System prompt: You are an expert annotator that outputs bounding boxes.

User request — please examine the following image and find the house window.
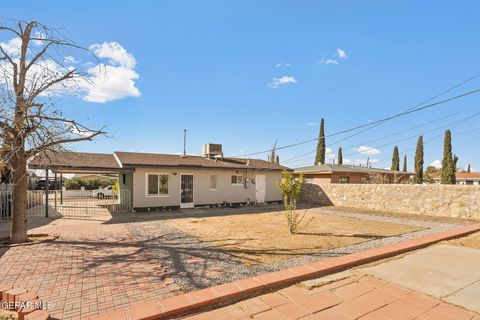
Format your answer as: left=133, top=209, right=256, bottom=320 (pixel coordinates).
left=147, top=174, right=169, bottom=195
left=339, top=176, right=349, bottom=184
left=231, top=175, right=243, bottom=186
left=122, top=174, right=126, bottom=185
left=210, top=175, right=217, bottom=190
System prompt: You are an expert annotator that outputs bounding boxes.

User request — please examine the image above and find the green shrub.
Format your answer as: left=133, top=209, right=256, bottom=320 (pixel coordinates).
left=277, top=171, right=305, bottom=234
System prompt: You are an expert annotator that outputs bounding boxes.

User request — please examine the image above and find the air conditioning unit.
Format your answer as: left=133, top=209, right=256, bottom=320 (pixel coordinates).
left=203, top=144, right=223, bottom=158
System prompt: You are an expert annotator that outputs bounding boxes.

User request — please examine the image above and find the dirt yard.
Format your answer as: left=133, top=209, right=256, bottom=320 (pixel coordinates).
left=164, top=210, right=423, bottom=265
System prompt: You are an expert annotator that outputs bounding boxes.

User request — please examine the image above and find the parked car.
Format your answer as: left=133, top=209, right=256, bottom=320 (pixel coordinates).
left=36, top=179, right=57, bottom=190
left=92, top=185, right=114, bottom=199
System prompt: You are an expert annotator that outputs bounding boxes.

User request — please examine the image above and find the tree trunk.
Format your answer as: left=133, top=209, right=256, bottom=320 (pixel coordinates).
left=10, top=150, right=28, bottom=243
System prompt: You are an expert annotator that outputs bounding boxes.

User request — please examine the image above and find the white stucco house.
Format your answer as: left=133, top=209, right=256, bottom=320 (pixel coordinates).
left=30, top=144, right=288, bottom=211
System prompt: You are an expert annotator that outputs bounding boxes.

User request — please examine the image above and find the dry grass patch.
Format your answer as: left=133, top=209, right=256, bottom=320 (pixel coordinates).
left=165, top=210, right=423, bottom=265
left=445, top=231, right=480, bottom=249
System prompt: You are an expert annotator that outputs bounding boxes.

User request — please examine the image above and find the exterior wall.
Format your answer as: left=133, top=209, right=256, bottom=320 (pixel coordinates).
left=301, top=172, right=412, bottom=184
left=331, top=172, right=365, bottom=184
left=457, top=179, right=480, bottom=186
left=304, top=174, right=332, bottom=184
left=131, top=168, right=282, bottom=209
left=299, top=183, right=480, bottom=219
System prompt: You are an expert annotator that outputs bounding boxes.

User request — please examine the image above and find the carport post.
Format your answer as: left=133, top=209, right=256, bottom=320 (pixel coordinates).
left=45, top=166, right=49, bottom=218
left=60, top=173, right=63, bottom=205
left=54, top=172, right=57, bottom=211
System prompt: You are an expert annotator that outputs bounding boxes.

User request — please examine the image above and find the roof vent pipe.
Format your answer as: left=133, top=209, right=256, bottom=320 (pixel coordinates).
left=181, top=129, right=187, bottom=158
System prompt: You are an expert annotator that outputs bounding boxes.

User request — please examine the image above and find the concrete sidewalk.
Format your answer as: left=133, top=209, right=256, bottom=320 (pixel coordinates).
left=363, top=244, right=480, bottom=314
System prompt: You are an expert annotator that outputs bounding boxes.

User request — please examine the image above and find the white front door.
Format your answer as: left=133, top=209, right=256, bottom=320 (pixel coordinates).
left=255, top=174, right=266, bottom=203
left=180, top=174, right=194, bottom=208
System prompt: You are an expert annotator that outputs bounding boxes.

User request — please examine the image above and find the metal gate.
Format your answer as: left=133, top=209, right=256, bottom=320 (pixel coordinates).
left=1, top=189, right=132, bottom=218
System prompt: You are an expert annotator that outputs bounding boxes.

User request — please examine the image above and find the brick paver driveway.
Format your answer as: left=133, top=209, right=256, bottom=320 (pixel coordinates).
left=0, top=213, right=180, bottom=320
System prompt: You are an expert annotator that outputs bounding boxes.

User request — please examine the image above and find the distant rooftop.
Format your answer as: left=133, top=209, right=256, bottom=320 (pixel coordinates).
left=456, top=172, right=480, bottom=179
left=294, top=164, right=415, bottom=175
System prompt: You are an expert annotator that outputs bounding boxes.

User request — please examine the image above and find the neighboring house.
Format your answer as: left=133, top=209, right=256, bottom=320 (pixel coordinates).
left=29, top=144, right=288, bottom=211
left=294, top=164, right=414, bottom=184
left=456, top=172, right=480, bottom=185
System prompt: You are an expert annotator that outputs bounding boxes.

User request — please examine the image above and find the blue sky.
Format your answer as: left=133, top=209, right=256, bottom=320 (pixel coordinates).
left=3, top=1, right=480, bottom=171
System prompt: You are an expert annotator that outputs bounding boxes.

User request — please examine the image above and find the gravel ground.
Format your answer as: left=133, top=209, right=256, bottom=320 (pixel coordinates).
left=123, top=206, right=462, bottom=291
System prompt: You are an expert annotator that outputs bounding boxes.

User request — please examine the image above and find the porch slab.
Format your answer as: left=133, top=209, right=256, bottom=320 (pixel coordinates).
left=363, top=244, right=480, bottom=312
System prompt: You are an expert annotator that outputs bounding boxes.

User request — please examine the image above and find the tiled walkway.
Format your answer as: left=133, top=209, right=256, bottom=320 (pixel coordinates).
left=185, top=272, right=480, bottom=320
left=0, top=215, right=180, bottom=320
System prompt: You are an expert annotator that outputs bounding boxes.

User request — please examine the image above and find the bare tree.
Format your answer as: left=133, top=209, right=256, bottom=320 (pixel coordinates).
left=0, top=20, right=105, bottom=242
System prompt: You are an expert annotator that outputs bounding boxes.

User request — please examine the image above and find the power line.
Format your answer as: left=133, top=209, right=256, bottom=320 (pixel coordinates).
left=233, top=87, right=480, bottom=158
left=290, top=114, right=480, bottom=168
left=283, top=105, right=480, bottom=164
left=342, top=111, right=480, bottom=159
left=366, top=117, right=480, bottom=165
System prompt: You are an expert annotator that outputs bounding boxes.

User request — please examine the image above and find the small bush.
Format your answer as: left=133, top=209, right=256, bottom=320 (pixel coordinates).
left=277, top=171, right=305, bottom=234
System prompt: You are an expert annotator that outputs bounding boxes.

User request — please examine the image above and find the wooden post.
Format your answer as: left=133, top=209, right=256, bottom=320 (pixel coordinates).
left=45, top=167, right=49, bottom=218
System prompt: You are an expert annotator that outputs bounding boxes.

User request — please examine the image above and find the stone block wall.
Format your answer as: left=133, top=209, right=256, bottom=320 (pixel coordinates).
left=299, top=183, right=480, bottom=220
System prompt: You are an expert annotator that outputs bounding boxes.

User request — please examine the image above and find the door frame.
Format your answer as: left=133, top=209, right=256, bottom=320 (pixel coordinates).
left=180, top=173, right=194, bottom=209
left=255, top=174, right=266, bottom=203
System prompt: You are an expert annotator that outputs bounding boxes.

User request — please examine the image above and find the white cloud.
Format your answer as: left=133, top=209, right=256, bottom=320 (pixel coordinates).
left=275, top=62, right=291, bottom=68
left=325, top=59, right=339, bottom=65
left=82, top=42, right=140, bottom=103
left=268, top=76, right=297, bottom=88
left=353, top=146, right=382, bottom=155
left=336, top=48, right=348, bottom=59
left=325, top=148, right=335, bottom=162
left=0, top=38, right=140, bottom=103
left=319, top=48, right=348, bottom=65
left=305, top=122, right=316, bottom=126
left=64, top=56, right=77, bottom=63
left=82, top=64, right=140, bottom=103
left=318, top=58, right=339, bottom=65
left=90, top=42, right=136, bottom=69
left=430, top=160, right=442, bottom=169
left=0, top=37, right=22, bottom=56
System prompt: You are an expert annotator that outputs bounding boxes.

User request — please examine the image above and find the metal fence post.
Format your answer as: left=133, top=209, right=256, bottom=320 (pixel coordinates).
left=45, top=167, right=49, bottom=218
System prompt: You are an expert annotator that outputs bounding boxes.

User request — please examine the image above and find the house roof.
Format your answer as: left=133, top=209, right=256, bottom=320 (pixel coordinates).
left=114, top=151, right=288, bottom=171
left=29, top=151, right=289, bottom=172
left=456, top=172, right=480, bottom=179
left=29, top=151, right=121, bottom=172
left=294, top=164, right=415, bottom=175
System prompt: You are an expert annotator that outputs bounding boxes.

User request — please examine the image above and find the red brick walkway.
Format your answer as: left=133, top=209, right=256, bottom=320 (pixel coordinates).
left=0, top=216, right=180, bottom=320
left=185, top=273, right=480, bottom=320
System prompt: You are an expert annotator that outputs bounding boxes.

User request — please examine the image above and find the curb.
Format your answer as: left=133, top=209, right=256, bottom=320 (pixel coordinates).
left=91, top=223, right=480, bottom=320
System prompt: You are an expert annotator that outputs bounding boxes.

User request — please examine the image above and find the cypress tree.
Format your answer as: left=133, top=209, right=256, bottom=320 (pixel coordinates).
left=269, top=139, right=278, bottom=163
left=391, top=145, right=400, bottom=171
left=337, top=147, right=343, bottom=165
left=467, top=164, right=471, bottom=173
left=315, top=118, right=326, bottom=165
left=276, top=155, right=280, bottom=165
left=441, top=130, right=456, bottom=184
left=403, top=155, right=407, bottom=172
left=414, top=136, right=424, bottom=184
